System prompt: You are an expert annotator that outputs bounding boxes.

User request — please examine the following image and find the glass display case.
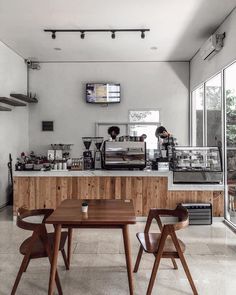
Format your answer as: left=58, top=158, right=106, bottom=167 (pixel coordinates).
left=172, top=146, right=223, bottom=184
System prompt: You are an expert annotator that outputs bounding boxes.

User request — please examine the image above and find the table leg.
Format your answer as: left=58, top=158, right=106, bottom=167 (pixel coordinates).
left=122, top=225, right=134, bottom=295
left=48, top=224, right=62, bottom=295
left=67, top=228, right=73, bottom=268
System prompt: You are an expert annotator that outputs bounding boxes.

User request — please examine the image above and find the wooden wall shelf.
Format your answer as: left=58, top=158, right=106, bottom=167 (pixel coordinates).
left=0, top=105, right=11, bottom=111
left=10, top=93, right=38, bottom=103
left=0, top=97, right=27, bottom=106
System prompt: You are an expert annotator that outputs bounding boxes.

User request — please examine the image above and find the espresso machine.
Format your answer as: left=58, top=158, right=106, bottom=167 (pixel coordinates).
left=93, top=137, right=104, bottom=169
left=82, top=137, right=94, bottom=170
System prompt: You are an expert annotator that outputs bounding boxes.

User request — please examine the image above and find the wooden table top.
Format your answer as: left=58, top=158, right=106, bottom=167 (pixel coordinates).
left=46, top=199, right=136, bottom=225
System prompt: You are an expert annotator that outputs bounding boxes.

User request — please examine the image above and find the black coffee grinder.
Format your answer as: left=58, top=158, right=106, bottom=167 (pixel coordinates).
left=82, top=137, right=93, bottom=170
left=93, top=137, right=104, bottom=169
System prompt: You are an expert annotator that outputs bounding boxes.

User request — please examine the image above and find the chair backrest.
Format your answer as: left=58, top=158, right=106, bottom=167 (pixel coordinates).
left=145, top=205, right=189, bottom=234
left=144, top=205, right=189, bottom=256
left=172, top=205, right=189, bottom=231
left=16, top=208, right=54, bottom=232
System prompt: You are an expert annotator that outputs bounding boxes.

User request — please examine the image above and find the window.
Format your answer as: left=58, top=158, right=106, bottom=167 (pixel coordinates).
left=191, top=73, right=222, bottom=147
left=128, top=110, right=160, bottom=150
left=191, top=60, right=236, bottom=226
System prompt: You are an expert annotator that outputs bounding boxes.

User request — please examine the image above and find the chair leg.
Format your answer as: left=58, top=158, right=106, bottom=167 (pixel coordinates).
left=179, top=253, right=198, bottom=295
left=133, top=246, right=143, bottom=273
left=46, top=256, right=63, bottom=295
left=55, top=270, right=63, bottom=295
left=23, top=257, right=30, bottom=272
left=39, top=226, right=63, bottom=295
left=67, top=228, right=73, bottom=269
left=146, top=231, right=168, bottom=295
left=146, top=251, right=163, bottom=295
left=61, top=249, right=70, bottom=270
left=171, top=258, right=178, bottom=270
left=11, top=255, right=30, bottom=295
left=170, top=232, right=198, bottom=295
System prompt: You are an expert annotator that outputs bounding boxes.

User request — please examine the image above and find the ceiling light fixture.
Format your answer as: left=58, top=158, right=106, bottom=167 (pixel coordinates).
left=51, top=31, right=56, bottom=39
left=44, top=28, right=150, bottom=40
left=111, top=31, right=116, bottom=39
left=80, top=31, right=85, bottom=39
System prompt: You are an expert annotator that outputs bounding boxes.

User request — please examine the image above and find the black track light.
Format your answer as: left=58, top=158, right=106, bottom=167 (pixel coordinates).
left=51, top=31, right=56, bottom=39
left=111, top=31, right=116, bottom=39
left=80, top=31, right=85, bottom=39
left=44, top=28, right=150, bottom=40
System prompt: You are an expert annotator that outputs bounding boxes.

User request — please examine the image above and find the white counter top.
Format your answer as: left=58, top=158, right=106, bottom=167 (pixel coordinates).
left=13, top=170, right=224, bottom=191
left=13, top=169, right=170, bottom=177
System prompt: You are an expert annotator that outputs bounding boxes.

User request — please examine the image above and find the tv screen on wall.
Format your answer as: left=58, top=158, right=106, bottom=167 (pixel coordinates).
left=86, top=83, right=121, bottom=104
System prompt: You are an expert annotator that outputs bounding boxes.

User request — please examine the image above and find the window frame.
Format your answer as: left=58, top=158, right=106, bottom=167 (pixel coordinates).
left=191, top=72, right=223, bottom=147
left=191, top=84, right=204, bottom=146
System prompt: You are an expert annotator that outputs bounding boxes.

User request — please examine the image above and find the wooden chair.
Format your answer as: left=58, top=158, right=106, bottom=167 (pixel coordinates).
left=133, top=205, right=198, bottom=295
left=11, top=208, right=70, bottom=295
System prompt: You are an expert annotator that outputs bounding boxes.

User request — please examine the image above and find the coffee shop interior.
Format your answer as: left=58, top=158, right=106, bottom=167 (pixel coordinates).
left=1, top=0, right=236, bottom=294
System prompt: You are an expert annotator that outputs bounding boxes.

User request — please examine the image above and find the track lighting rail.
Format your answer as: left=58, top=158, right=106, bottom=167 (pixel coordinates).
left=44, top=28, right=150, bottom=39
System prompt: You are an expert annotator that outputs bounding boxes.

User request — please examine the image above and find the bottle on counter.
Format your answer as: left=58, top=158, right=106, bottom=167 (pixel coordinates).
left=58, top=162, right=62, bottom=170
left=62, top=158, right=67, bottom=170
left=67, top=158, right=72, bottom=169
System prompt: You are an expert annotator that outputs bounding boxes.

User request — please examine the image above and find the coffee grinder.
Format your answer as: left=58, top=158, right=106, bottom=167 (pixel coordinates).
left=82, top=137, right=93, bottom=170
left=93, top=137, right=104, bottom=169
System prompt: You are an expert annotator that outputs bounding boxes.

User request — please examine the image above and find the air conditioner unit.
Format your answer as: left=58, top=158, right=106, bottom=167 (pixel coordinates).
left=200, top=33, right=225, bottom=60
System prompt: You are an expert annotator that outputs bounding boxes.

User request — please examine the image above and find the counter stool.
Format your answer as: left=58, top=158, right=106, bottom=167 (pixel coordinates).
left=133, top=205, right=198, bottom=295
left=11, top=208, right=70, bottom=295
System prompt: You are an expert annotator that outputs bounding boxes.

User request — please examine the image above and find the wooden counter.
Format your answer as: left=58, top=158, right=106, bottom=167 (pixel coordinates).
left=13, top=172, right=224, bottom=217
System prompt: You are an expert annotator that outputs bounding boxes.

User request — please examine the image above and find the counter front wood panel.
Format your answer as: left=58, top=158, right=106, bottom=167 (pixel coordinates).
left=14, top=176, right=224, bottom=217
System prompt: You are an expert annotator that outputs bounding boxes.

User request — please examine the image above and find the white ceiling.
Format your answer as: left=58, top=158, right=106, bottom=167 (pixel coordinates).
left=0, top=0, right=236, bottom=62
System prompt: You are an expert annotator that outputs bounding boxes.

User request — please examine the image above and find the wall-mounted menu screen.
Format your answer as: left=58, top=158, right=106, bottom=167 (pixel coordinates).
left=86, top=83, right=121, bottom=103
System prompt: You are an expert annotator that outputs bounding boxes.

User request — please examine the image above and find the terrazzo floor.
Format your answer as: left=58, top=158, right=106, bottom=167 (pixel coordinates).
left=1, top=207, right=236, bottom=295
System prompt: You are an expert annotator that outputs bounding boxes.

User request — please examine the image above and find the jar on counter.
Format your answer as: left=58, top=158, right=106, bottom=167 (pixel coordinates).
left=63, top=161, right=67, bottom=170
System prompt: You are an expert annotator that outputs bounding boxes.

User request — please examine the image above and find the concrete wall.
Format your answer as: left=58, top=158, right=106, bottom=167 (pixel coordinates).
left=190, top=8, right=236, bottom=89
left=0, top=41, right=28, bottom=207
left=29, top=61, right=189, bottom=157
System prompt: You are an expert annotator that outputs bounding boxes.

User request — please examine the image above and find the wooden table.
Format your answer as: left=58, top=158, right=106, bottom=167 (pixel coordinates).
left=46, top=199, right=136, bottom=295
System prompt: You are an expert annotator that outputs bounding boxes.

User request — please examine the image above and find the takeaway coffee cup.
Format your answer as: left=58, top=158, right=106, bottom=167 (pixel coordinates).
left=82, top=202, right=88, bottom=213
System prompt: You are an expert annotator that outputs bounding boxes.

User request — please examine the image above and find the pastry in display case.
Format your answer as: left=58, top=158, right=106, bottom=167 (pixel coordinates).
left=172, top=146, right=223, bottom=184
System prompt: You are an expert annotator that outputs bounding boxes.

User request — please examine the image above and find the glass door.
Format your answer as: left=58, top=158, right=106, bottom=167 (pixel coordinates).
left=225, top=61, right=236, bottom=224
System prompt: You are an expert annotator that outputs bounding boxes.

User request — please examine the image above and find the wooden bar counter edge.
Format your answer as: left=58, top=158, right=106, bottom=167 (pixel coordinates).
left=13, top=170, right=224, bottom=217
